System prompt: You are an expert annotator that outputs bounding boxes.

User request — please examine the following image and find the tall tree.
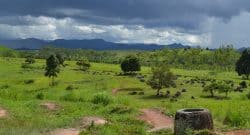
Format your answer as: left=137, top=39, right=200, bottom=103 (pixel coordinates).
left=45, top=55, right=60, bottom=85
left=56, top=54, right=65, bottom=66
left=121, top=55, right=141, bottom=74
left=236, top=49, right=250, bottom=79
left=147, top=65, right=176, bottom=96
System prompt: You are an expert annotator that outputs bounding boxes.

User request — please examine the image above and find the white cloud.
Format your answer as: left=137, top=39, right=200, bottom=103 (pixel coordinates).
left=0, top=15, right=207, bottom=46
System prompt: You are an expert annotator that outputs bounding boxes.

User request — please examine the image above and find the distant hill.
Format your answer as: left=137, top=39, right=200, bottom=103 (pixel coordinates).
left=238, top=47, right=250, bottom=52
left=0, top=38, right=190, bottom=50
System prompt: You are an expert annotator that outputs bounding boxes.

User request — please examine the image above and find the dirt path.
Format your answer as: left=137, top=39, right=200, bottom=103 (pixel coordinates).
left=138, top=109, right=174, bottom=132
left=224, top=130, right=250, bottom=135
left=0, top=108, right=8, bottom=118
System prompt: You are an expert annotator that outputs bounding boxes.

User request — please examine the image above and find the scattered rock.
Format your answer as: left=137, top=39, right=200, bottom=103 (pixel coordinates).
left=40, top=102, right=59, bottom=111
left=181, top=89, right=187, bottom=92
left=138, top=109, right=173, bottom=132
left=0, top=108, right=7, bottom=118
left=129, top=91, right=138, bottom=95
left=174, top=91, right=181, bottom=97
left=112, top=88, right=119, bottom=95
left=138, top=92, right=145, bottom=95
left=48, top=128, right=79, bottom=135
left=80, top=116, right=107, bottom=128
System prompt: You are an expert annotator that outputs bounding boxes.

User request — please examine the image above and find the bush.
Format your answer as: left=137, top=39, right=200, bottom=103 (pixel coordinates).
left=0, top=84, right=10, bottom=89
left=91, top=92, right=113, bottom=106
left=24, top=79, right=35, bottom=84
left=36, top=93, right=44, bottom=100
left=21, top=63, right=32, bottom=69
left=66, top=85, right=79, bottom=91
left=246, top=92, right=250, bottom=99
left=60, top=92, right=84, bottom=102
left=76, top=59, right=91, bottom=71
left=239, top=81, right=247, bottom=88
left=109, top=105, right=133, bottom=114
left=25, top=56, right=35, bottom=64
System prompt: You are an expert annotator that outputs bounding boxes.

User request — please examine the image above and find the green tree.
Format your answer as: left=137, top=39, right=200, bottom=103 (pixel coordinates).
left=76, top=58, right=91, bottom=71
left=203, top=82, right=217, bottom=97
left=236, top=49, right=250, bottom=79
left=147, top=65, right=176, bottom=96
left=56, top=53, right=65, bottom=66
left=203, top=81, right=232, bottom=97
left=45, top=55, right=60, bottom=85
left=121, top=55, right=141, bottom=74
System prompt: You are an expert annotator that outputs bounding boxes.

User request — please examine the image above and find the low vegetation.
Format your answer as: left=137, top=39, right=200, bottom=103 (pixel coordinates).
left=0, top=46, right=250, bottom=134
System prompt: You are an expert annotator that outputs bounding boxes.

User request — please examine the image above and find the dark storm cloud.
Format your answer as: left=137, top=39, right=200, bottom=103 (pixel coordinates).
left=0, top=0, right=250, bottom=29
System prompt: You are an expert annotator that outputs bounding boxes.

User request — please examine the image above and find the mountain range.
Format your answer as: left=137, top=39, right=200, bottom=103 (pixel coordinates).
left=0, top=38, right=190, bottom=50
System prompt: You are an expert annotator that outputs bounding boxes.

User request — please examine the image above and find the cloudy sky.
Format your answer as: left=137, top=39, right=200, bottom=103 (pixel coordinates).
left=1, top=0, right=250, bottom=48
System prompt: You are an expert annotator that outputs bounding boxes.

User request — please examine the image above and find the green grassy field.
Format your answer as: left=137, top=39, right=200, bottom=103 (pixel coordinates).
left=0, top=57, right=250, bottom=135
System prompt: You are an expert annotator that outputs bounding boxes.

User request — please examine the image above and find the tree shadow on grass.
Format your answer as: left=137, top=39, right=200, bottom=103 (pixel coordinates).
left=140, top=95, right=168, bottom=100
left=119, top=87, right=144, bottom=91
left=200, top=95, right=231, bottom=100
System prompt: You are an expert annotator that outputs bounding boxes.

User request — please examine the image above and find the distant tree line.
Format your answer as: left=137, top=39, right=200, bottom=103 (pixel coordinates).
left=0, top=45, right=241, bottom=71
left=31, top=45, right=239, bottom=71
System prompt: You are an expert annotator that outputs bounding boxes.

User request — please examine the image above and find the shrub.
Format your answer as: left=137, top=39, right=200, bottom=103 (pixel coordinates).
left=21, top=63, right=32, bottom=69
left=0, top=84, right=10, bottom=89
left=239, top=81, right=247, bottom=88
left=91, top=92, right=113, bottom=106
left=25, top=56, right=35, bottom=64
left=76, top=58, right=91, bottom=71
left=36, top=93, right=44, bottom=100
left=24, top=79, right=35, bottom=84
left=60, top=92, right=84, bottom=102
left=66, top=85, right=79, bottom=91
left=246, top=92, right=250, bottom=99
left=109, top=105, right=133, bottom=114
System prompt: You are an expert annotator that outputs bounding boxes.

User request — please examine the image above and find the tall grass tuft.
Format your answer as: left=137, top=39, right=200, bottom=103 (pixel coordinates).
left=91, top=92, right=113, bottom=106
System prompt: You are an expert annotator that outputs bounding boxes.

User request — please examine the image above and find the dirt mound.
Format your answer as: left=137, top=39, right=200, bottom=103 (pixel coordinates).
left=40, top=102, right=59, bottom=111
left=225, top=130, right=250, bottom=135
left=138, top=108, right=174, bottom=132
left=80, top=116, right=107, bottom=128
left=0, top=108, right=7, bottom=118
left=48, top=128, right=79, bottom=135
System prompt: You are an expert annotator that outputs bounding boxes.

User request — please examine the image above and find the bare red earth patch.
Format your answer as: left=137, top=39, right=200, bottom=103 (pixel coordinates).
left=224, top=130, right=250, bottom=135
left=138, top=108, right=174, bottom=132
